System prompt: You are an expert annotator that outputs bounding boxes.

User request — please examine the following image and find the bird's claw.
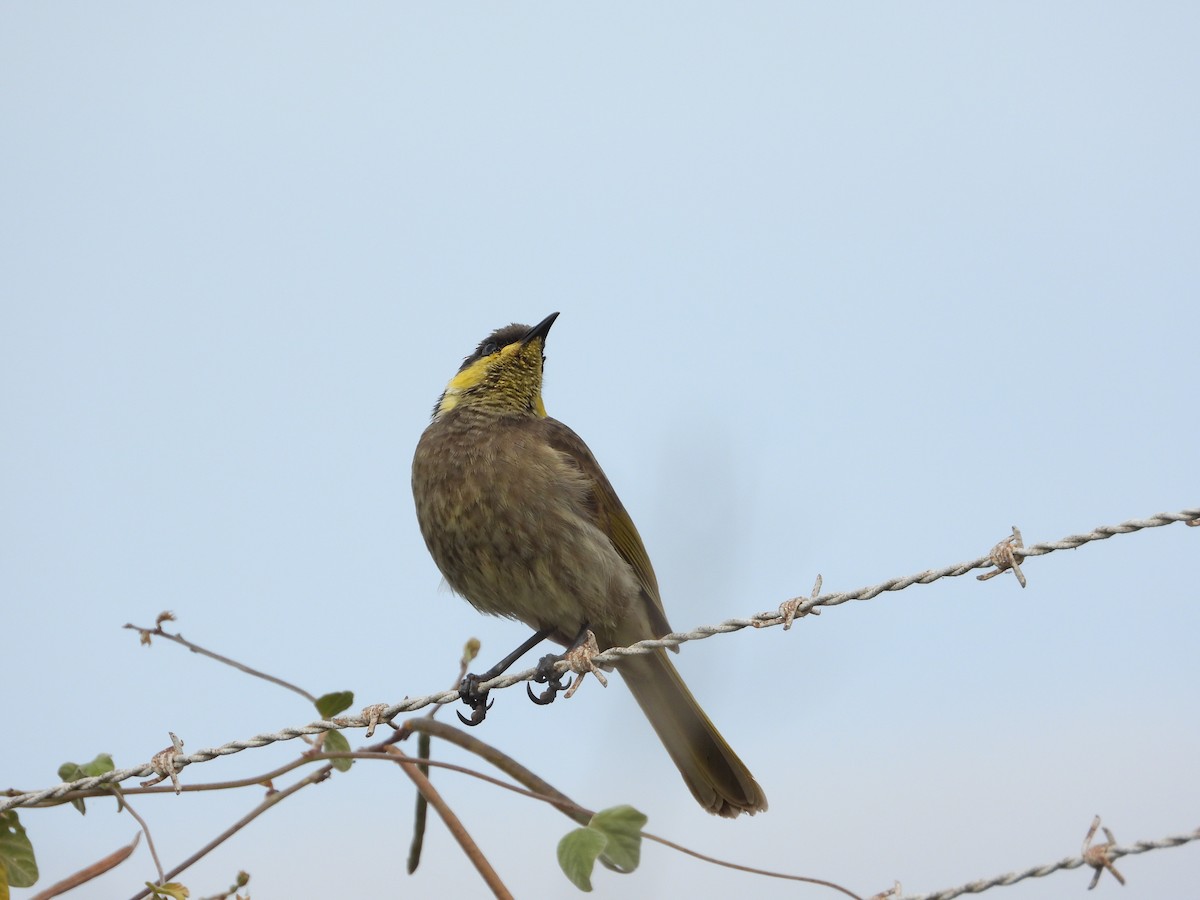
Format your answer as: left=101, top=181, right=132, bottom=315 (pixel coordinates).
left=457, top=673, right=495, bottom=726
left=526, top=652, right=572, bottom=706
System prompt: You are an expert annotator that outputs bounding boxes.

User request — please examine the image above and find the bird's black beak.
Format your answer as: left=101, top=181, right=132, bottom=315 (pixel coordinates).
left=521, top=312, right=560, bottom=345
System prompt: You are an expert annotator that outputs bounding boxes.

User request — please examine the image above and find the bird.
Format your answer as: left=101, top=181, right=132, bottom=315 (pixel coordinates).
left=411, top=312, right=766, bottom=818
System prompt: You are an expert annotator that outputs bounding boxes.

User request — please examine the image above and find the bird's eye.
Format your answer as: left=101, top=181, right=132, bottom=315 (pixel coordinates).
left=482, top=341, right=499, bottom=356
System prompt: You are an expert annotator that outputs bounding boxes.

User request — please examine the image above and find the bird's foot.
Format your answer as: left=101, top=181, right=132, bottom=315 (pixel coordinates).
left=457, top=673, right=495, bottom=726
left=526, top=653, right=573, bottom=705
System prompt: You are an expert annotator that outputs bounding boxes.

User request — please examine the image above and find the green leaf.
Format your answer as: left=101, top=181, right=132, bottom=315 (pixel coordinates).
left=146, top=881, right=190, bottom=899
left=588, top=805, right=647, bottom=873
left=323, top=730, right=353, bottom=771
left=57, top=753, right=114, bottom=783
left=54, top=765, right=88, bottom=815
left=314, top=691, right=354, bottom=719
left=57, top=763, right=83, bottom=782
left=556, top=826, right=608, bottom=892
left=0, top=858, right=9, bottom=900
left=82, top=754, right=115, bottom=777
left=0, top=811, right=39, bottom=889
left=57, top=753, right=115, bottom=814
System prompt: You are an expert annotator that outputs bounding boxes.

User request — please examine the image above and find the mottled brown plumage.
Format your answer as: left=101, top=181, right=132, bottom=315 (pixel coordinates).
left=411, top=313, right=766, bottom=817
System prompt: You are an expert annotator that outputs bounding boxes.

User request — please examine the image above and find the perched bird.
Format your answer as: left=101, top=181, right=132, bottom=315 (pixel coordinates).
left=411, top=312, right=766, bottom=818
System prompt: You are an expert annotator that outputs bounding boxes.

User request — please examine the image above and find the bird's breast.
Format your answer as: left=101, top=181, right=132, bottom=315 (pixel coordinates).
left=412, top=416, right=640, bottom=643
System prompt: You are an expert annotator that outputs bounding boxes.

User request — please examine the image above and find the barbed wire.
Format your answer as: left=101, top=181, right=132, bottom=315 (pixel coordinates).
left=900, top=824, right=1200, bottom=899
left=2, top=505, right=1196, bottom=817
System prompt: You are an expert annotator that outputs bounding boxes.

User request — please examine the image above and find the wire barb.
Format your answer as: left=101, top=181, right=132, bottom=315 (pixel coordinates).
left=774, top=574, right=823, bottom=630
left=1082, top=815, right=1125, bottom=889
left=562, top=630, right=606, bottom=698
left=360, top=703, right=389, bottom=738
left=976, top=527, right=1026, bottom=587
left=140, top=732, right=185, bottom=794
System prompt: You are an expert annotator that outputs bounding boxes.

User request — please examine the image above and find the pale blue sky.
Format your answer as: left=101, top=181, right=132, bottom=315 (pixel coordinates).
left=3, top=4, right=1198, bottom=898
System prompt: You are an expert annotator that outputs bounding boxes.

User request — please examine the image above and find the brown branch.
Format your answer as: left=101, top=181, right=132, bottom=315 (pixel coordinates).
left=407, top=731, right=431, bottom=874
left=394, top=716, right=591, bottom=827
left=124, top=620, right=317, bottom=704
left=29, top=833, right=140, bottom=900
left=394, top=753, right=513, bottom=900
left=641, top=832, right=864, bottom=899
left=112, top=789, right=165, bottom=884
left=125, top=765, right=334, bottom=900
left=11, top=758, right=327, bottom=806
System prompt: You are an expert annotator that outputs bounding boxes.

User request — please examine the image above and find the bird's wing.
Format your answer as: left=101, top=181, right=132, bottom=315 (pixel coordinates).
left=540, top=417, right=673, bottom=639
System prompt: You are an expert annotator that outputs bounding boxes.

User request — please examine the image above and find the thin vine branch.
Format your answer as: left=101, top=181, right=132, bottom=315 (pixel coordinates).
left=111, top=789, right=164, bottom=885
left=125, top=765, right=333, bottom=900
left=123, top=614, right=317, bottom=705
left=395, top=753, right=513, bottom=900
left=28, top=833, right=140, bottom=900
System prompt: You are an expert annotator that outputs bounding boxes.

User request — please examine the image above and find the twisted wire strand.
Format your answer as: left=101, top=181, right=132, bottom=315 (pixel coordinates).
left=2, top=506, right=1196, bottom=814
left=900, top=826, right=1200, bottom=899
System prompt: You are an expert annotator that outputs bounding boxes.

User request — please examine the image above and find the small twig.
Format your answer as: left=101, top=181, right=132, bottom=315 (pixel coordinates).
left=408, top=640, right=482, bottom=871
left=642, top=830, right=864, bottom=899
left=124, top=616, right=317, bottom=704
left=125, top=765, right=333, bottom=900
left=13, top=758, right=329, bottom=805
left=112, top=789, right=164, bottom=884
left=394, top=717, right=592, bottom=826
left=28, top=833, right=141, bottom=900
left=394, top=753, right=513, bottom=900
left=197, top=871, right=250, bottom=900
left=406, top=731, right=432, bottom=875
left=430, top=637, right=481, bottom=720
left=408, top=638, right=482, bottom=868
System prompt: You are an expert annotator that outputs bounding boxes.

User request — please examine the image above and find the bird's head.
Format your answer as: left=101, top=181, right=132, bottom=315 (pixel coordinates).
left=432, top=312, right=559, bottom=420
